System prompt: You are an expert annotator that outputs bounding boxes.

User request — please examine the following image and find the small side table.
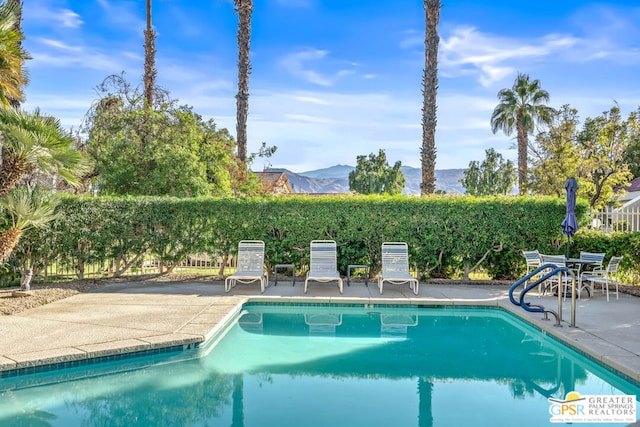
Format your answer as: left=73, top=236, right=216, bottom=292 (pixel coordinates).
left=347, top=264, right=369, bottom=286
left=274, top=264, right=296, bottom=286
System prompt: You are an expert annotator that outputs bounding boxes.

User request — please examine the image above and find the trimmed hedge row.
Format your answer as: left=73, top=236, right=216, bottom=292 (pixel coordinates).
left=12, top=194, right=620, bottom=281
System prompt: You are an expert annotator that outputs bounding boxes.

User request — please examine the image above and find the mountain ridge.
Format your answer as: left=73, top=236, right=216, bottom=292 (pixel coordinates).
left=266, top=165, right=466, bottom=195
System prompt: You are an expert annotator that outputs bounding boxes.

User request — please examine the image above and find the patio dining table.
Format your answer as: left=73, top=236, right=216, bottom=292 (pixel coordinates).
left=566, top=258, right=600, bottom=272
left=565, top=258, right=601, bottom=297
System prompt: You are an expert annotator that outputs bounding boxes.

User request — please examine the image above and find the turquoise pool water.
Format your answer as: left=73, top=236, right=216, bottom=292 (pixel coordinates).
left=0, top=305, right=637, bottom=426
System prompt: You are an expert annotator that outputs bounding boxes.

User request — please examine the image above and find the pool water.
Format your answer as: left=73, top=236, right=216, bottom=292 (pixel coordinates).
left=0, top=305, right=638, bottom=427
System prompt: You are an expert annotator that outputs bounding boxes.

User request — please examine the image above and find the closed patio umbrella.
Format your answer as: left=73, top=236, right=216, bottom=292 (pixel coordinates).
left=561, top=177, right=579, bottom=257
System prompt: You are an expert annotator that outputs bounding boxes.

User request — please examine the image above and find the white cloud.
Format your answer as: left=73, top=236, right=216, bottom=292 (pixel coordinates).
left=280, top=49, right=355, bottom=87
left=95, top=0, right=144, bottom=31
left=37, top=38, right=82, bottom=52
left=280, top=49, right=331, bottom=86
left=294, top=96, right=332, bottom=105
left=399, top=30, right=422, bottom=50
left=23, top=4, right=83, bottom=29
left=284, top=113, right=335, bottom=124
left=30, top=49, right=136, bottom=72
left=57, top=9, right=83, bottom=28
left=439, top=26, right=580, bottom=87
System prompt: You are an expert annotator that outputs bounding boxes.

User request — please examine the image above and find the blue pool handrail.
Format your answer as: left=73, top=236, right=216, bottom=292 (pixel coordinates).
left=508, top=264, right=568, bottom=307
left=509, top=263, right=576, bottom=327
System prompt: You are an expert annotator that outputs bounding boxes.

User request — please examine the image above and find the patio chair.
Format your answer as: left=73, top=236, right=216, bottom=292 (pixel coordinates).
left=539, top=254, right=573, bottom=299
left=224, top=240, right=268, bottom=293
left=304, top=240, right=343, bottom=294
left=581, top=256, right=623, bottom=302
left=378, top=242, right=419, bottom=295
left=522, top=250, right=541, bottom=288
left=522, top=250, right=541, bottom=275
left=572, top=251, right=605, bottom=278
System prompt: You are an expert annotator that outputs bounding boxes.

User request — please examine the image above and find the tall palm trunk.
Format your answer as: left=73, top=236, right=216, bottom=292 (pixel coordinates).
left=516, top=119, right=527, bottom=194
left=143, top=0, right=156, bottom=110
left=0, top=147, right=28, bottom=197
left=234, top=0, right=253, bottom=165
left=420, top=0, right=441, bottom=196
left=142, top=0, right=157, bottom=149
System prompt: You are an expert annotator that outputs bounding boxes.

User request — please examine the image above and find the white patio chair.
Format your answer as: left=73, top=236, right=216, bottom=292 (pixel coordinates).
left=304, top=240, right=343, bottom=294
left=581, top=256, right=623, bottom=302
left=522, top=250, right=541, bottom=289
left=378, top=242, right=419, bottom=295
left=224, top=240, right=268, bottom=293
left=539, top=254, right=573, bottom=299
left=572, top=251, right=605, bottom=278
left=522, top=250, right=541, bottom=275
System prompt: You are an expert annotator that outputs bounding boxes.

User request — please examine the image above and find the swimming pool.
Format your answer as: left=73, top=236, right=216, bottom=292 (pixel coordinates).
left=0, top=304, right=637, bottom=426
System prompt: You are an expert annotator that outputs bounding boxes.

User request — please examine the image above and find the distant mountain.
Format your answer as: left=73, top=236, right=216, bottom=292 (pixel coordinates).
left=400, top=166, right=467, bottom=195
left=268, top=166, right=466, bottom=195
left=299, top=164, right=354, bottom=179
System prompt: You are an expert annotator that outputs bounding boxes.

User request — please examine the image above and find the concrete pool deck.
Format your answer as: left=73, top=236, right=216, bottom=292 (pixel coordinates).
left=1, top=279, right=639, bottom=384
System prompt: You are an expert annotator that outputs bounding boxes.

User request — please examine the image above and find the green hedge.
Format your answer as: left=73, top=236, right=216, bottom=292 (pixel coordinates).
left=11, top=194, right=627, bottom=282
left=571, top=229, right=640, bottom=284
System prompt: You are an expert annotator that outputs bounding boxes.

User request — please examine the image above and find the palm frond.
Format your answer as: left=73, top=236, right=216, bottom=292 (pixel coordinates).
left=0, top=187, right=59, bottom=230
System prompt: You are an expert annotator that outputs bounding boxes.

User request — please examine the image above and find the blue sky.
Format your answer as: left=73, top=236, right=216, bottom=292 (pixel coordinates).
left=21, top=0, right=640, bottom=172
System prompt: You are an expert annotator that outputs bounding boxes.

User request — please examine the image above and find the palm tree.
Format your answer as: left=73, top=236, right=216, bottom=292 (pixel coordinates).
left=0, top=108, right=90, bottom=197
left=420, top=0, right=441, bottom=196
left=491, top=73, right=555, bottom=194
left=0, top=0, right=29, bottom=108
left=140, top=0, right=157, bottom=150
left=143, top=0, right=156, bottom=110
left=0, top=187, right=58, bottom=263
left=234, top=0, right=253, bottom=165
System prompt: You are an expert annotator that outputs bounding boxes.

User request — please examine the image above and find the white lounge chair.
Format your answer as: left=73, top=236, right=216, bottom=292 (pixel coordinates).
left=378, top=242, right=419, bottom=295
left=304, top=240, right=343, bottom=294
left=224, top=240, right=268, bottom=293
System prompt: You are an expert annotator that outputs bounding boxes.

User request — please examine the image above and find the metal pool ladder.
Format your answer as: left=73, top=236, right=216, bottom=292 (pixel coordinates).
left=509, top=264, right=578, bottom=327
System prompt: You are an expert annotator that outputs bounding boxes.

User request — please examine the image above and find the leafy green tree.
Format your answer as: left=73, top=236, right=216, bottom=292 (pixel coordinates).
left=576, top=105, right=633, bottom=208
left=491, top=73, right=555, bottom=194
left=460, top=148, right=516, bottom=196
left=348, top=149, right=405, bottom=195
left=420, top=0, right=441, bottom=195
left=0, top=0, right=29, bottom=108
left=528, top=105, right=582, bottom=196
left=85, top=74, right=259, bottom=197
left=622, top=108, right=640, bottom=178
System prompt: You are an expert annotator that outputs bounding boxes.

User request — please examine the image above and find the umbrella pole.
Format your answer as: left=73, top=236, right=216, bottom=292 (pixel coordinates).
left=566, top=236, right=570, bottom=258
